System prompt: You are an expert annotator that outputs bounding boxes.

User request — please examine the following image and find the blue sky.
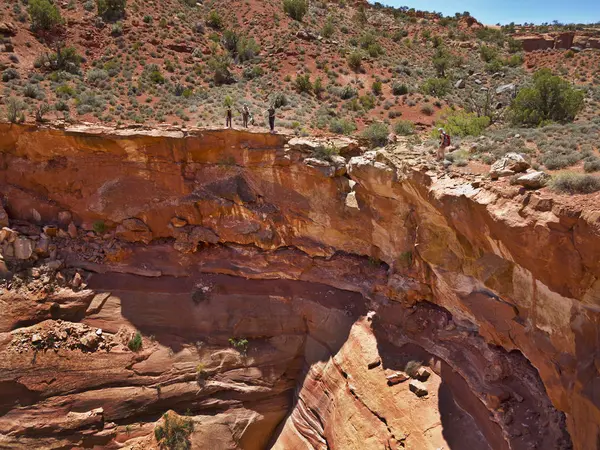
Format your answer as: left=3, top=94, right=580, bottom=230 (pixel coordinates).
left=372, top=1, right=600, bottom=25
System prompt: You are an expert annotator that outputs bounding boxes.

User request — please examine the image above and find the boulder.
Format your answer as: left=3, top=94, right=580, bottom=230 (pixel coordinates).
left=490, top=153, right=530, bottom=179
left=455, top=79, right=465, bottom=89
left=415, top=367, right=431, bottom=381
left=115, top=218, right=153, bottom=244
left=68, top=222, right=78, bottom=239
left=80, top=333, right=100, bottom=349
left=0, top=22, right=18, bottom=36
left=386, top=372, right=409, bottom=386
left=515, top=171, right=550, bottom=189
left=496, top=83, right=516, bottom=95
left=409, top=380, right=428, bottom=397
left=14, top=237, right=34, bottom=260
left=31, top=334, right=43, bottom=345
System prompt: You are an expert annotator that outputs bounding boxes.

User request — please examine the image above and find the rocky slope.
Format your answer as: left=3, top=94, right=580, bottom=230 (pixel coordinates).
left=0, top=124, right=598, bottom=449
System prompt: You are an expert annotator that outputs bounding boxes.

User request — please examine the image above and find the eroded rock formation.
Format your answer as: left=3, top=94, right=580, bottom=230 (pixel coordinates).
left=0, top=124, right=598, bottom=449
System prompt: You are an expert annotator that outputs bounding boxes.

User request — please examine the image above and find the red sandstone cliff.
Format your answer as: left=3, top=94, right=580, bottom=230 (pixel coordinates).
left=0, top=124, right=597, bottom=449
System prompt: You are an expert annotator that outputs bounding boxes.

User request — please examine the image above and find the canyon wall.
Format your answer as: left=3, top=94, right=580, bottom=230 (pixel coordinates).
left=0, top=124, right=598, bottom=449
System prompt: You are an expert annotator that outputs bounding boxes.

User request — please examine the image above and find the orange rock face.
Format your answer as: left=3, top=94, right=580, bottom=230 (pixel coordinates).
left=0, top=124, right=598, bottom=449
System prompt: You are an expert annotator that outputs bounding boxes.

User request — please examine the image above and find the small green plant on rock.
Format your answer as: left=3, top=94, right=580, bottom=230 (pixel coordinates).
left=128, top=331, right=143, bottom=352
left=229, top=337, right=249, bottom=356
left=154, top=411, right=194, bottom=450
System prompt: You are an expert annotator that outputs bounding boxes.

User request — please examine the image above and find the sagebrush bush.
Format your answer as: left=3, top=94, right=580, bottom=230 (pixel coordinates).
left=330, top=118, right=356, bottom=135
left=394, top=120, right=415, bottom=136
left=283, top=0, right=308, bottom=21
left=362, top=122, right=389, bottom=148
left=392, top=82, right=408, bottom=96
left=347, top=51, right=363, bottom=71
left=584, top=156, right=600, bottom=173
left=550, top=172, right=600, bottom=194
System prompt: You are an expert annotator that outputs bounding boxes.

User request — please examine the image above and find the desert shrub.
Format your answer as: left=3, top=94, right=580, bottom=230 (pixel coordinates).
left=2, top=68, right=19, bottom=82
left=236, top=36, right=260, bottom=62
left=372, top=80, right=382, bottom=95
left=505, top=53, right=524, bottom=67
left=339, top=85, right=357, bottom=99
left=347, top=51, right=363, bottom=71
left=243, top=65, right=263, bottom=80
left=321, top=17, right=335, bottom=38
left=111, top=21, right=123, bottom=36
left=550, top=172, right=600, bottom=194
left=392, top=82, right=408, bottom=96
left=436, top=109, right=490, bottom=137
left=28, top=0, right=63, bottom=31
left=93, top=220, right=106, bottom=234
left=330, top=118, right=356, bottom=135
left=38, top=45, right=82, bottom=73
left=584, top=156, right=600, bottom=173
left=96, top=0, right=126, bottom=20
left=206, top=10, right=223, bottom=29
left=394, top=120, right=415, bottom=135
left=539, top=148, right=581, bottom=170
left=271, top=92, right=288, bottom=108
left=87, top=68, right=109, bottom=84
left=145, top=64, right=165, bottom=84
left=208, top=54, right=233, bottom=85
left=421, top=104, right=434, bottom=116
left=23, top=84, right=42, bottom=99
left=446, top=149, right=470, bottom=166
left=405, top=360, right=422, bottom=378
left=362, top=122, right=389, bottom=148
left=360, top=94, right=376, bottom=110
left=421, top=77, right=451, bottom=97
left=295, top=74, right=312, bottom=93
left=312, top=145, right=339, bottom=161
left=283, top=0, right=308, bottom=21
left=154, top=412, right=194, bottom=450
left=510, top=69, right=585, bottom=126
left=432, top=47, right=450, bottom=77
left=507, top=37, right=523, bottom=53
left=479, top=45, right=498, bottom=63
left=128, top=332, right=143, bottom=351
left=313, top=77, right=324, bottom=96
left=5, top=97, right=25, bottom=123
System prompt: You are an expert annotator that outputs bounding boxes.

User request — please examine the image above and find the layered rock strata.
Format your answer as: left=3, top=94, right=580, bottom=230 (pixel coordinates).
left=0, top=124, right=598, bottom=449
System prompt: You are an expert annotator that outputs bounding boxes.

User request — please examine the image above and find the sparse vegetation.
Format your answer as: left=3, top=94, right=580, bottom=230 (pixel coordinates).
left=550, top=172, right=600, bottom=194
left=394, top=120, right=415, bottom=136
left=154, top=411, right=194, bottom=450
left=362, top=122, right=389, bottom=148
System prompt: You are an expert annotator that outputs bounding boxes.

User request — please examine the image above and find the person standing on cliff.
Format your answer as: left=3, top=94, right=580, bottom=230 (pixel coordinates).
left=267, top=105, right=276, bottom=133
left=241, top=105, right=250, bottom=128
left=438, top=128, right=451, bottom=161
left=226, top=106, right=233, bottom=128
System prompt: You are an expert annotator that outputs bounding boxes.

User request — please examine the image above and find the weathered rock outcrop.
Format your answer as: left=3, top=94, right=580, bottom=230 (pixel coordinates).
left=0, top=124, right=598, bottom=449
